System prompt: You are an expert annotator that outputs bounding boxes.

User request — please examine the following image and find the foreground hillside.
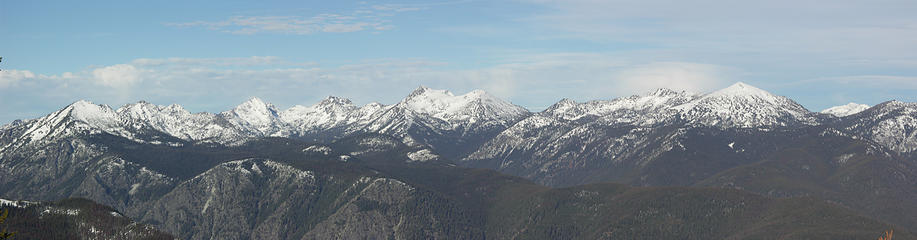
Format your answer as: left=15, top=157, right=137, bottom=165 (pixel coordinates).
left=0, top=132, right=909, bottom=239
left=0, top=198, right=173, bottom=240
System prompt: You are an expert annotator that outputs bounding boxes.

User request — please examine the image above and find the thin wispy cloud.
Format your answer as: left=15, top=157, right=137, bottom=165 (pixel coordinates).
left=167, top=4, right=423, bottom=35
left=519, top=0, right=917, bottom=64
left=793, top=75, right=917, bottom=90
left=0, top=54, right=734, bottom=122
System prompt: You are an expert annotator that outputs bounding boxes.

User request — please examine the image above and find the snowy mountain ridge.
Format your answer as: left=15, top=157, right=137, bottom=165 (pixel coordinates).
left=4, top=82, right=916, bottom=155
left=0, top=87, right=531, bottom=151
left=542, top=82, right=818, bottom=128
left=821, top=103, right=871, bottom=117
left=836, top=100, right=917, bottom=154
left=671, top=82, right=818, bottom=128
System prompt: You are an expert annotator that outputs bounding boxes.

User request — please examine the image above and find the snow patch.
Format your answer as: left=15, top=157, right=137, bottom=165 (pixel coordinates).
left=836, top=154, right=855, bottom=165
left=303, top=145, right=333, bottom=155
left=0, top=199, right=36, bottom=208
left=407, top=149, right=438, bottom=162
left=129, top=183, right=142, bottom=195
left=821, top=103, right=870, bottom=117
left=201, top=186, right=215, bottom=214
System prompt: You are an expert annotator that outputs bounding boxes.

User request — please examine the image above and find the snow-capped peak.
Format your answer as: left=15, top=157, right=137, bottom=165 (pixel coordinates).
left=5, top=100, right=126, bottom=146
left=236, top=97, right=273, bottom=111
left=674, top=82, right=815, bottom=128
left=648, top=88, right=681, bottom=97
left=66, top=100, right=121, bottom=126
left=222, top=98, right=286, bottom=136
left=398, top=87, right=529, bottom=122
left=544, top=89, right=697, bottom=122
left=821, top=103, right=871, bottom=117
left=706, top=82, right=781, bottom=102
left=545, top=98, right=578, bottom=113
left=280, top=96, right=361, bottom=131
left=317, top=96, right=354, bottom=107
left=118, top=101, right=188, bottom=118
left=403, top=86, right=455, bottom=105
left=231, top=97, right=279, bottom=117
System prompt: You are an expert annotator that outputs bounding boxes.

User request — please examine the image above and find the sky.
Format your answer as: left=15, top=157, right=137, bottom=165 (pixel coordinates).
left=2, top=0, right=917, bottom=124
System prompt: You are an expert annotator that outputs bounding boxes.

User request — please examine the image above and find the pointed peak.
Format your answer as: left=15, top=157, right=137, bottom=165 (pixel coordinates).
left=234, top=97, right=277, bottom=110
left=732, top=81, right=751, bottom=87
left=724, top=82, right=763, bottom=92
left=65, top=100, right=112, bottom=114
left=243, top=97, right=267, bottom=105
left=557, top=98, right=577, bottom=105
left=318, top=96, right=353, bottom=106
left=709, top=82, right=774, bottom=98
left=69, top=99, right=96, bottom=107
left=62, top=100, right=119, bottom=123
left=406, top=86, right=453, bottom=99
left=408, top=86, right=431, bottom=96
left=230, top=97, right=279, bottom=118
left=647, top=88, right=679, bottom=97
left=546, top=98, right=578, bottom=111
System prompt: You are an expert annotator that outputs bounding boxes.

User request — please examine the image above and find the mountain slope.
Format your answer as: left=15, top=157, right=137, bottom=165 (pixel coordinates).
left=0, top=197, right=173, bottom=240
left=1, top=87, right=529, bottom=158
left=835, top=100, right=917, bottom=155
left=1, top=129, right=910, bottom=239
left=674, top=82, right=820, bottom=128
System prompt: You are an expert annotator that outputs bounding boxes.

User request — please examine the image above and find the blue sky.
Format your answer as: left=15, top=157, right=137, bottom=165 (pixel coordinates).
left=2, top=0, right=917, bottom=123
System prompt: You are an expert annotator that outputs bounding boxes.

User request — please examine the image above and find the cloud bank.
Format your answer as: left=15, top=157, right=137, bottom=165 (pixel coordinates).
left=0, top=55, right=734, bottom=123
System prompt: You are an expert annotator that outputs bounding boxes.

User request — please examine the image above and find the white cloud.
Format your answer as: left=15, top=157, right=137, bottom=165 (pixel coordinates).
left=615, top=62, right=729, bottom=94
left=0, top=69, right=36, bottom=88
left=0, top=55, right=737, bottom=122
left=92, top=64, right=142, bottom=88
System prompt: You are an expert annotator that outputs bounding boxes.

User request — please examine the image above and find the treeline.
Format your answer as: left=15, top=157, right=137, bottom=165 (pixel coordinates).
left=0, top=198, right=173, bottom=240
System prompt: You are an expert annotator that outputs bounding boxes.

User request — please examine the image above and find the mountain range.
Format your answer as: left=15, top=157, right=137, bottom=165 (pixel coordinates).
left=1, top=82, right=915, bottom=239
